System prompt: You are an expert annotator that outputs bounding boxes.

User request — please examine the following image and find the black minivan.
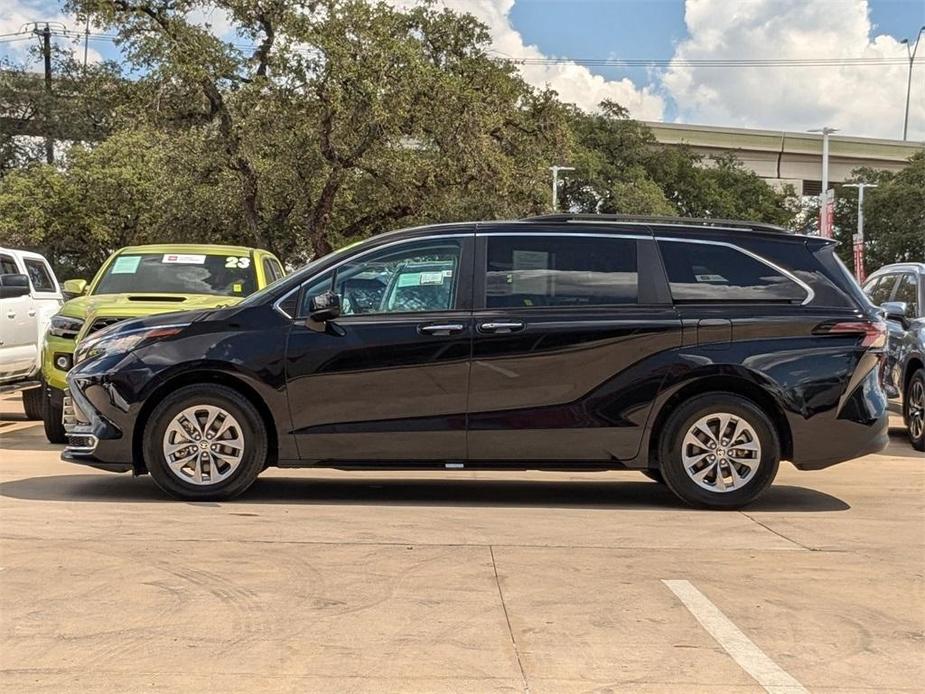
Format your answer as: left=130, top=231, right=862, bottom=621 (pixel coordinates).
left=61, top=215, right=889, bottom=508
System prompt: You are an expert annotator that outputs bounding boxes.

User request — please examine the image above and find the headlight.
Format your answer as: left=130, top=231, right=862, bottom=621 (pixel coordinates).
left=74, top=323, right=189, bottom=366
left=49, top=315, right=85, bottom=339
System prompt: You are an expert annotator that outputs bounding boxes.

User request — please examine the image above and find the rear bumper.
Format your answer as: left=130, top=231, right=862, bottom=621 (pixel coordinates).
left=789, top=363, right=889, bottom=470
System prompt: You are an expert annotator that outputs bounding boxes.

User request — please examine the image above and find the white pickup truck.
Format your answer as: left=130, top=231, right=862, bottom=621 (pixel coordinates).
left=0, top=248, right=63, bottom=418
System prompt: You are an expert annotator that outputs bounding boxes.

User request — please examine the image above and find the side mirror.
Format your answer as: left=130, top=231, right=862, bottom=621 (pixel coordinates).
left=0, top=273, right=30, bottom=299
left=881, top=301, right=910, bottom=326
left=309, top=290, right=341, bottom=323
left=62, top=279, right=88, bottom=298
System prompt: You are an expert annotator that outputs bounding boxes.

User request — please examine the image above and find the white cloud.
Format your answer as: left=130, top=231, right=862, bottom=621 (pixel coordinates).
left=391, top=0, right=666, bottom=120
left=662, top=0, right=925, bottom=140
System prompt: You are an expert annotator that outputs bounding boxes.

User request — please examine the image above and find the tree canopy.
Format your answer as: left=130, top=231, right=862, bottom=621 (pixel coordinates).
left=3, top=0, right=916, bottom=281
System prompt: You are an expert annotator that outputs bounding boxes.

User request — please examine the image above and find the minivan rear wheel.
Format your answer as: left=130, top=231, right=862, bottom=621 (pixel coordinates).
left=659, top=393, right=780, bottom=509
left=906, top=368, right=925, bottom=451
left=143, top=384, right=267, bottom=501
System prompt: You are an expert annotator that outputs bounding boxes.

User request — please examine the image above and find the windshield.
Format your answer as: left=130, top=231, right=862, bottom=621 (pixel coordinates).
left=93, top=252, right=257, bottom=297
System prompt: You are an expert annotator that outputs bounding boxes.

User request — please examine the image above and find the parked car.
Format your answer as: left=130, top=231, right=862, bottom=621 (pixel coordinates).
left=862, top=263, right=924, bottom=450
left=0, top=248, right=63, bottom=418
left=41, top=244, right=285, bottom=443
left=61, top=215, right=889, bottom=508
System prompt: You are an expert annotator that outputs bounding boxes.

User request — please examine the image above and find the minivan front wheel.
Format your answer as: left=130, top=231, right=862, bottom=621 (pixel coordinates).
left=143, top=384, right=267, bottom=501
left=659, top=394, right=780, bottom=509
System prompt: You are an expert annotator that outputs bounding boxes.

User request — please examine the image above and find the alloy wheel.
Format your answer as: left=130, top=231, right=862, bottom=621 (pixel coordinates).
left=162, top=405, right=245, bottom=485
left=681, top=412, right=762, bottom=493
left=910, top=379, right=925, bottom=442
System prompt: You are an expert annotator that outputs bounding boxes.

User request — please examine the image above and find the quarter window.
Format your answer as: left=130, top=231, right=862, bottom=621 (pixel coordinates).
left=23, top=259, right=55, bottom=292
left=659, top=241, right=807, bottom=303
left=485, top=236, right=638, bottom=308
left=299, top=240, right=462, bottom=317
left=894, top=273, right=919, bottom=317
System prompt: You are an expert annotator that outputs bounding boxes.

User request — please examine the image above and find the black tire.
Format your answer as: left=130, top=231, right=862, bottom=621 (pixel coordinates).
left=43, top=395, right=67, bottom=444
left=905, top=368, right=925, bottom=452
left=641, top=469, right=665, bottom=484
left=143, top=384, right=267, bottom=501
left=22, top=386, right=43, bottom=420
left=658, top=393, right=780, bottom=510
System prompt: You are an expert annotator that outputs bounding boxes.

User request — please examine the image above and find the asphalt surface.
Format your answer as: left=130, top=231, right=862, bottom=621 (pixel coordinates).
left=1, top=393, right=923, bottom=693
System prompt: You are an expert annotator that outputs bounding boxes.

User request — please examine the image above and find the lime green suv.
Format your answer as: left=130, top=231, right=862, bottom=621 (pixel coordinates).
left=42, top=244, right=284, bottom=442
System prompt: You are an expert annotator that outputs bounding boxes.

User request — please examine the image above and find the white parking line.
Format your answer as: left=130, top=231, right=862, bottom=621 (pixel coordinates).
left=662, top=579, right=808, bottom=694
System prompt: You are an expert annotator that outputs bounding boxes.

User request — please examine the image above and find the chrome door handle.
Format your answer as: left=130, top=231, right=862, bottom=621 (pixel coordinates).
left=419, top=323, right=465, bottom=336
left=478, top=321, right=525, bottom=334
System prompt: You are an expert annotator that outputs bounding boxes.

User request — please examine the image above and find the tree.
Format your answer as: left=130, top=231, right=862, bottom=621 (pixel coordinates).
left=560, top=101, right=795, bottom=224
left=57, top=0, right=569, bottom=263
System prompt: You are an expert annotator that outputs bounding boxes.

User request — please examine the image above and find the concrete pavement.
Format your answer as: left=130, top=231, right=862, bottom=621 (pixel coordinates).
left=1, top=394, right=923, bottom=693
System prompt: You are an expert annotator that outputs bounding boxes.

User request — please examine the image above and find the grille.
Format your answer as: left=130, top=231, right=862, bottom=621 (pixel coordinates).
left=87, top=316, right=126, bottom=335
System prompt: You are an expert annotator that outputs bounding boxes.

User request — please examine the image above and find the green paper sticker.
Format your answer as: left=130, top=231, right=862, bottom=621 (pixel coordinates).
left=111, top=256, right=141, bottom=274
left=397, top=273, right=421, bottom=287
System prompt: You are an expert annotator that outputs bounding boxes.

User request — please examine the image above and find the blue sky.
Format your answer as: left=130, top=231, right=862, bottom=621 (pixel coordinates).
left=3, top=0, right=924, bottom=138
left=508, top=0, right=925, bottom=122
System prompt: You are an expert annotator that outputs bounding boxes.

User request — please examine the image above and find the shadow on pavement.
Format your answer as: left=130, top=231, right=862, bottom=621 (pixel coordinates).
left=0, top=474, right=850, bottom=512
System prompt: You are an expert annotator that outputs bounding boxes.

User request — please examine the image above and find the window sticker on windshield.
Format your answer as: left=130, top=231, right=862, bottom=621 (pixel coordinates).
left=695, top=274, right=727, bottom=283
left=163, top=254, right=206, bottom=265
left=225, top=256, right=251, bottom=269
left=420, top=272, right=445, bottom=285
left=397, top=273, right=421, bottom=287
left=111, top=256, right=141, bottom=274
left=232, top=282, right=243, bottom=293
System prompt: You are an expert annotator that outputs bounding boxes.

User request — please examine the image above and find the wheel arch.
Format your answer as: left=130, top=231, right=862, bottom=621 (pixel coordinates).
left=904, top=356, right=923, bottom=394
left=646, top=373, right=793, bottom=467
left=131, top=370, right=278, bottom=475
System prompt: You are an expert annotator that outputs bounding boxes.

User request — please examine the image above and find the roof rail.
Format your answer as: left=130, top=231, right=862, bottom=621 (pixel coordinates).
left=522, top=213, right=791, bottom=234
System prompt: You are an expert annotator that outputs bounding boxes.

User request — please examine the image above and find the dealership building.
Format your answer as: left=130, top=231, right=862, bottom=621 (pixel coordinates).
left=644, top=121, right=924, bottom=196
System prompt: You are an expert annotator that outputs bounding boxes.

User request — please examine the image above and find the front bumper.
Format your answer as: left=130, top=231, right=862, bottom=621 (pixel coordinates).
left=61, top=361, right=137, bottom=473
left=42, top=334, right=76, bottom=391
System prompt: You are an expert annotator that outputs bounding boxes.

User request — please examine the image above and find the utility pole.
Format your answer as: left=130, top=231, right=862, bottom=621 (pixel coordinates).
left=34, top=23, right=54, bottom=164
left=808, top=127, right=838, bottom=238
left=83, top=16, right=90, bottom=70
left=900, top=27, right=924, bottom=141
left=843, top=183, right=878, bottom=283
left=549, top=165, right=574, bottom=211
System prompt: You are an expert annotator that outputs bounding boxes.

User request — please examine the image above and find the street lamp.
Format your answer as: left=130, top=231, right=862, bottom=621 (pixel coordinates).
left=808, top=127, right=838, bottom=238
left=900, top=26, right=925, bottom=141
left=843, top=182, right=878, bottom=282
left=549, top=165, right=575, bottom=212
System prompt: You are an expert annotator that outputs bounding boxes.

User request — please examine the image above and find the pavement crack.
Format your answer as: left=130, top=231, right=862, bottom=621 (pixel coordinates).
left=739, top=511, right=814, bottom=551
left=489, top=545, right=530, bottom=694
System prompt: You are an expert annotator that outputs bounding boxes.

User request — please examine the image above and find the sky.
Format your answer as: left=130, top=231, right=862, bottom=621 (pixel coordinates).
left=2, top=0, right=924, bottom=140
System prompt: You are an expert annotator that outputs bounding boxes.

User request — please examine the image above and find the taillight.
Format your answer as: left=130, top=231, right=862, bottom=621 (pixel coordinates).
left=814, top=320, right=887, bottom=349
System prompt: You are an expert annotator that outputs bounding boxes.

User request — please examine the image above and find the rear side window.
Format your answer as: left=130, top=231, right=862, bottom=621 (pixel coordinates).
left=263, top=258, right=283, bottom=283
left=485, top=236, right=638, bottom=308
left=894, top=273, right=919, bottom=317
left=0, top=254, right=17, bottom=275
left=24, top=259, right=55, bottom=292
left=658, top=241, right=807, bottom=303
left=863, top=274, right=897, bottom=306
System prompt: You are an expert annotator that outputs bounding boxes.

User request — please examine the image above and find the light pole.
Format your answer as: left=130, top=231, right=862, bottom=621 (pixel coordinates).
left=549, top=165, right=574, bottom=212
left=808, top=127, right=838, bottom=237
left=901, top=27, right=925, bottom=141
left=843, top=182, right=878, bottom=282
